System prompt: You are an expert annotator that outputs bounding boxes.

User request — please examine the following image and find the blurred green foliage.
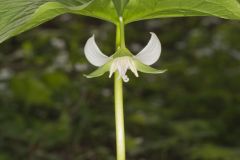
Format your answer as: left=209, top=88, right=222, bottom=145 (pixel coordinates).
left=0, top=15, right=240, bottom=160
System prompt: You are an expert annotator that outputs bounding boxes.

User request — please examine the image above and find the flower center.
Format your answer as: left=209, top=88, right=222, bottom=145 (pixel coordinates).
left=109, top=56, right=139, bottom=82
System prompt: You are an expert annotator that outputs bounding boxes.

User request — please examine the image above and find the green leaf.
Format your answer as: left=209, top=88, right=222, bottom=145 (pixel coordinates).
left=112, top=0, right=129, bottom=16
left=123, top=0, right=240, bottom=23
left=0, top=0, right=87, bottom=43
left=84, top=60, right=113, bottom=78
left=0, top=0, right=117, bottom=44
left=78, top=0, right=117, bottom=23
left=2, top=0, right=240, bottom=44
left=134, top=59, right=167, bottom=74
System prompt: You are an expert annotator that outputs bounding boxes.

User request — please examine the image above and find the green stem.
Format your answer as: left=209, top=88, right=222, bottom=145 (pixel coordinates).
left=114, top=73, right=125, bottom=160
left=114, top=17, right=126, bottom=160
left=119, top=17, right=126, bottom=48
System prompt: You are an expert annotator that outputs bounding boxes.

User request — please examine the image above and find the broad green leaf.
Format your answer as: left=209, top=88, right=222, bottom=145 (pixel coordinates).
left=123, top=0, right=240, bottom=23
left=0, top=0, right=89, bottom=43
left=1, top=0, right=240, bottom=44
left=112, top=0, right=129, bottom=16
left=0, top=0, right=117, bottom=43
left=78, top=0, right=117, bottom=23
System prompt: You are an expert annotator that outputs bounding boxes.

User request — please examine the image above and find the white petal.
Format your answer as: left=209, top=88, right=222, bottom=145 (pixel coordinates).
left=84, top=35, right=110, bottom=67
left=134, top=32, right=161, bottom=65
left=109, top=63, right=117, bottom=78
left=129, top=60, right=139, bottom=77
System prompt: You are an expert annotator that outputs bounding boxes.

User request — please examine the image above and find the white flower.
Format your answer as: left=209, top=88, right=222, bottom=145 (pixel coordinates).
left=84, top=32, right=166, bottom=82
left=109, top=56, right=138, bottom=82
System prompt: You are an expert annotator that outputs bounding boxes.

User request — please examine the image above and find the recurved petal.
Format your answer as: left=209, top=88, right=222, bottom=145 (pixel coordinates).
left=134, top=32, right=161, bottom=65
left=134, top=59, right=167, bottom=74
left=84, top=35, right=110, bottom=67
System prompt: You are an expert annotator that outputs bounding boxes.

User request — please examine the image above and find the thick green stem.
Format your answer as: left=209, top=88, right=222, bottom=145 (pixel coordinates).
left=114, top=17, right=126, bottom=160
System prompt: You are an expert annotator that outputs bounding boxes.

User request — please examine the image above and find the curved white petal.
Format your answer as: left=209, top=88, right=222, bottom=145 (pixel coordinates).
left=134, top=32, right=161, bottom=65
left=84, top=35, right=110, bottom=66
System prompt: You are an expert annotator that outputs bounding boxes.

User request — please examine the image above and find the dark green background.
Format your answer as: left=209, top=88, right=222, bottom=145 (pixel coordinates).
left=0, top=15, right=240, bottom=160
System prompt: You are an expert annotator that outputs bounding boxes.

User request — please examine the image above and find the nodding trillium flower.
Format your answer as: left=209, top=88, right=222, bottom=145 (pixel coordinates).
left=84, top=32, right=166, bottom=82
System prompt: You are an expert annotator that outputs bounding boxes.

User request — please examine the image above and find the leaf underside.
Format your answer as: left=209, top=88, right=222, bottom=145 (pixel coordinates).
left=0, top=0, right=116, bottom=44
left=112, top=0, right=129, bottom=16
left=123, top=0, right=240, bottom=23
left=1, top=0, right=240, bottom=43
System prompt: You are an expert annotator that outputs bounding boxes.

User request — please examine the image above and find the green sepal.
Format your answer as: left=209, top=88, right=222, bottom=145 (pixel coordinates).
left=134, top=59, right=167, bottom=74
left=112, top=47, right=133, bottom=58
left=84, top=59, right=113, bottom=78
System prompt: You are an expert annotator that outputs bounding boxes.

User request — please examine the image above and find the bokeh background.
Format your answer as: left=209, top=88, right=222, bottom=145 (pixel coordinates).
left=0, top=14, right=240, bottom=160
